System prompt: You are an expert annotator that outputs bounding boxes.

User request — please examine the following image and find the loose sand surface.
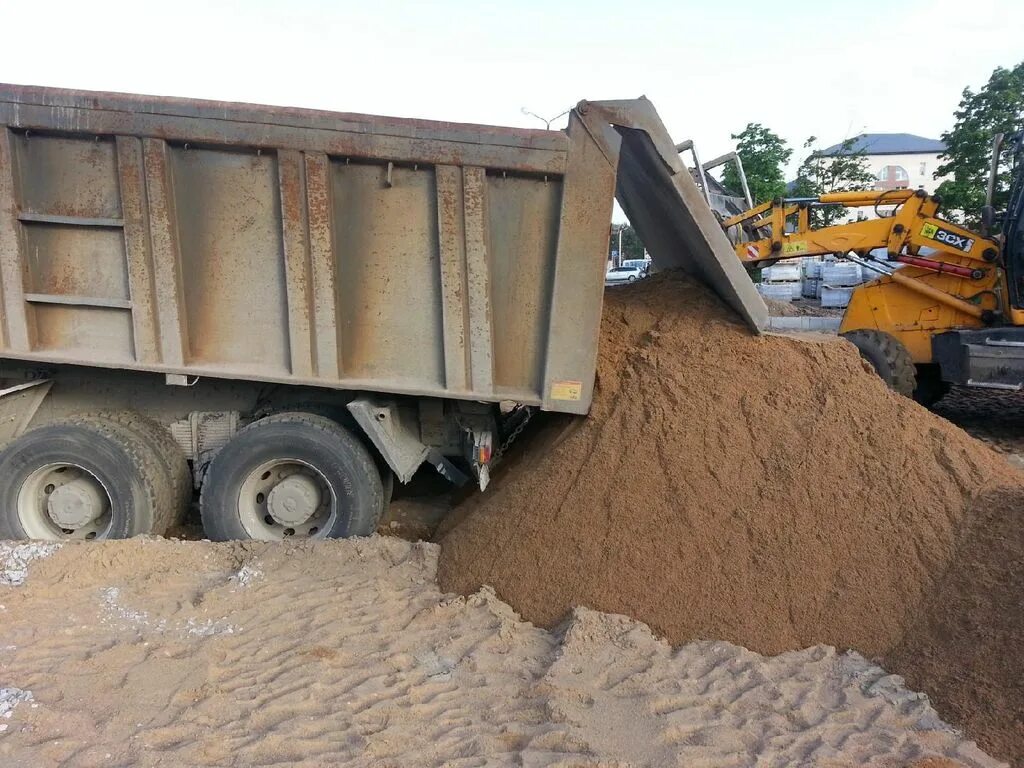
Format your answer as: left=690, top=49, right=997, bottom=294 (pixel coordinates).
left=438, top=273, right=1023, bottom=763
left=0, top=537, right=1007, bottom=768
left=2, top=273, right=1021, bottom=766
left=440, top=274, right=1017, bottom=658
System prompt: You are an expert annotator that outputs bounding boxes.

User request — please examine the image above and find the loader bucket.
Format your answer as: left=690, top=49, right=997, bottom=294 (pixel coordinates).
left=579, top=99, right=768, bottom=332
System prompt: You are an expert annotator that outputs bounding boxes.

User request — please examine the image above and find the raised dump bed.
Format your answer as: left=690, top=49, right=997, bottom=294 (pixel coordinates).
left=0, top=85, right=765, bottom=543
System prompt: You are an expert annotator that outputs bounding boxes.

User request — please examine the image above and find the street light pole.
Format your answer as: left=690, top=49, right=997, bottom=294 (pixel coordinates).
left=520, top=107, right=571, bottom=131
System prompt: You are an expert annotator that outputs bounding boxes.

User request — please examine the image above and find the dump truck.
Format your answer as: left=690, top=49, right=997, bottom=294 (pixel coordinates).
left=0, top=85, right=765, bottom=542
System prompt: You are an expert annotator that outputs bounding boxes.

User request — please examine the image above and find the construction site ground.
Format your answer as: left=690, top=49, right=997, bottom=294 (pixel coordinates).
left=936, top=387, right=1024, bottom=460
left=0, top=536, right=1012, bottom=768
left=2, top=275, right=1022, bottom=768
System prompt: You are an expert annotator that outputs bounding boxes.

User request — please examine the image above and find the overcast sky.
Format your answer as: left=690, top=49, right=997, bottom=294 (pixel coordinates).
left=3, top=0, right=1021, bottom=182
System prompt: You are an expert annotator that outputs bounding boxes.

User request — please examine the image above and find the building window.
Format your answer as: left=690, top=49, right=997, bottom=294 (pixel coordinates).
left=875, top=165, right=910, bottom=190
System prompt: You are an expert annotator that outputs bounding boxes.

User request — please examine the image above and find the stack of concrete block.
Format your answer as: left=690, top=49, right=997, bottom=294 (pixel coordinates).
left=801, top=259, right=823, bottom=299
left=820, top=261, right=863, bottom=308
left=757, top=283, right=797, bottom=302
left=760, top=263, right=802, bottom=300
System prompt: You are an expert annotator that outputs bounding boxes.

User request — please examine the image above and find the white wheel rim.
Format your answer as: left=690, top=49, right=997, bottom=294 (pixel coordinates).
left=236, top=458, right=336, bottom=540
left=17, top=463, right=113, bottom=540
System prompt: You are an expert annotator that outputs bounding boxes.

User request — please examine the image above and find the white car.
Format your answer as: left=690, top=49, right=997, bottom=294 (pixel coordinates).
left=605, top=265, right=645, bottom=285
left=620, top=259, right=651, bottom=274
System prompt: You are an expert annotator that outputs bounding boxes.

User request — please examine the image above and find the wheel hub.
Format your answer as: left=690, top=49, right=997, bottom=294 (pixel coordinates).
left=47, top=476, right=108, bottom=528
left=17, top=462, right=114, bottom=540
left=266, top=474, right=322, bottom=526
left=236, top=458, right=334, bottom=539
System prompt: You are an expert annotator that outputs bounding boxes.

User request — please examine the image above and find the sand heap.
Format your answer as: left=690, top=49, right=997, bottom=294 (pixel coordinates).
left=886, top=485, right=1024, bottom=763
left=439, top=271, right=1019, bottom=657
left=0, top=537, right=1004, bottom=767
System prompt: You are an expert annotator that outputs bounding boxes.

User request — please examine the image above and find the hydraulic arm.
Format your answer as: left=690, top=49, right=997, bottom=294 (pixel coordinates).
left=723, top=188, right=1005, bottom=327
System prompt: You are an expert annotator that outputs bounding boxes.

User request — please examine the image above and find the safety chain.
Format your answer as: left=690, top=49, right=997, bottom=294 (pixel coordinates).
left=494, top=406, right=535, bottom=460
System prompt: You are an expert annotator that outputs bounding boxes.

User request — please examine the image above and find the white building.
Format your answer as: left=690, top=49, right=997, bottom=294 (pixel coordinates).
left=815, top=133, right=950, bottom=237
left=818, top=133, right=948, bottom=195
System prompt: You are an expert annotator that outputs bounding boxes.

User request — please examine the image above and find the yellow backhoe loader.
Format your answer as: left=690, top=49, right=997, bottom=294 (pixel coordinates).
left=722, top=129, right=1024, bottom=404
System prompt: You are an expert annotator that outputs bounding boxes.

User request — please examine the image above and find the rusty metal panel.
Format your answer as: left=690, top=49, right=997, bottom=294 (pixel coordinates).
left=142, top=138, right=188, bottom=367
left=304, top=152, right=340, bottom=379
left=0, top=129, right=31, bottom=351
left=12, top=133, right=121, bottom=219
left=23, top=223, right=128, bottom=299
left=332, top=161, right=445, bottom=386
left=171, top=146, right=290, bottom=372
left=6, top=132, right=137, bottom=362
left=278, top=149, right=314, bottom=378
left=34, top=305, right=134, bottom=361
left=540, top=111, right=618, bottom=415
left=116, top=136, right=160, bottom=364
left=435, top=165, right=469, bottom=393
left=0, top=91, right=568, bottom=177
left=486, top=173, right=561, bottom=398
left=462, top=167, right=494, bottom=396
left=0, top=85, right=568, bottom=153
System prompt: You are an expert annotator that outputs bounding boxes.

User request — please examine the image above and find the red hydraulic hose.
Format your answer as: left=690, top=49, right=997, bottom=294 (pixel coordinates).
left=896, top=255, right=985, bottom=280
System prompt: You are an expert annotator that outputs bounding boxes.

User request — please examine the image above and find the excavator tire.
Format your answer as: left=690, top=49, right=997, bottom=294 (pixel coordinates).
left=841, top=329, right=917, bottom=398
left=911, top=364, right=950, bottom=408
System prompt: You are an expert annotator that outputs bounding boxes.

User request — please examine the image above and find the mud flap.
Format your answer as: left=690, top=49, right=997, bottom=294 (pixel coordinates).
left=347, top=398, right=429, bottom=484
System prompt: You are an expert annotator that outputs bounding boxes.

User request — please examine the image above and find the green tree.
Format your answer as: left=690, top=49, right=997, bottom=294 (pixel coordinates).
left=934, top=62, right=1024, bottom=228
left=722, top=123, right=792, bottom=204
left=609, top=223, right=645, bottom=261
left=790, top=136, right=875, bottom=226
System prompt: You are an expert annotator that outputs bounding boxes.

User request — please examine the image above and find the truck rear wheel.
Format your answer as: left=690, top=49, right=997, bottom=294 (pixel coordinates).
left=0, top=417, right=171, bottom=540
left=842, top=329, right=917, bottom=397
left=199, top=413, right=384, bottom=541
left=71, top=411, right=191, bottom=531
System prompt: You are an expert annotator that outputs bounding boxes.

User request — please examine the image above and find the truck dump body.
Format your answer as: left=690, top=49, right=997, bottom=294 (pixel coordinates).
left=0, top=85, right=765, bottom=416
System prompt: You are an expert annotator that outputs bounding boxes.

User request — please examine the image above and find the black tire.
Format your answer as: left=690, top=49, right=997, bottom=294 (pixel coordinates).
left=253, top=400, right=390, bottom=499
left=842, top=329, right=917, bottom=397
left=381, top=468, right=395, bottom=506
left=73, top=411, right=191, bottom=532
left=0, top=417, right=167, bottom=540
left=199, top=413, right=384, bottom=541
left=913, top=364, right=950, bottom=408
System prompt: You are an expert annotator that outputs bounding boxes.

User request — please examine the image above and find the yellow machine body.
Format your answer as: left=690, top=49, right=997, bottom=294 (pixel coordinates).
left=723, top=189, right=1007, bottom=364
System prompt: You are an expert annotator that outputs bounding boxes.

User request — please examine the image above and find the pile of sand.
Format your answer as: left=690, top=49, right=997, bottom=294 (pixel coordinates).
left=439, top=272, right=1019, bottom=657
left=0, top=537, right=1006, bottom=767
left=886, top=485, right=1024, bottom=763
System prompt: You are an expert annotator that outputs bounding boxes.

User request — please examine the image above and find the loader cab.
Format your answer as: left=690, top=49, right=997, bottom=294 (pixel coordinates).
left=978, top=127, right=1024, bottom=311
left=999, top=130, right=1024, bottom=312
left=929, top=129, right=1024, bottom=393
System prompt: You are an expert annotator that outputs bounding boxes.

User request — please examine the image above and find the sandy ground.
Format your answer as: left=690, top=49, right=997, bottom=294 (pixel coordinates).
left=0, top=537, right=1006, bottom=768
left=885, top=487, right=1024, bottom=764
